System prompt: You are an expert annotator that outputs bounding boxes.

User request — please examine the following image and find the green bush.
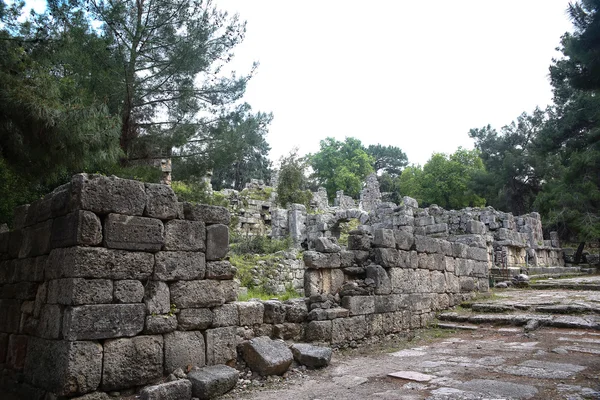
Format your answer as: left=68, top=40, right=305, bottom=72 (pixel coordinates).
left=171, top=181, right=229, bottom=207
left=229, top=233, right=292, bottom=255
left=338, top=218, right=360, bottom=246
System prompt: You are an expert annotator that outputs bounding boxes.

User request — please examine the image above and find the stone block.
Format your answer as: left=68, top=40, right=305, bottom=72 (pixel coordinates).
left=459, top=277, right=476, bottom=292
left=445, top=272, right=460, bottom=293
left=366, top=265, right=392, bottom=294
left=455, top=258, right=471, bottom=276
left=347, top=234, right=371, bottom=251
left=341, top=296, right=375, bottom=315
left=408, top=294, right=432, bottom=311
left=0, top=332, right=6, bottom=363
left=372, top=248, right=401, bottom=268
left=389, top=268, right=414, bottom=294
left=415, top=269, right=432, bottom=293
left=431, top=271, right=446, bottom=293
left=13, top=205, right=29, bottom=230
left=402, top=196, right=418, bottom=208
left=415, top=216, right=435, bottom=226
left=219, top=280, right=239, bottom=303
left=19, top=220, right=53, bottom=258
left=241, top=336, right=293, bottom=376
left=314, top=237, right=341, bottom=253
left=444, top=256, right=456, bottom=272
left=374, top=294, right=404, bottom=313
left=467, top=246, right=488, bottom=262
left=62, top=303, right=145, bottom=340
left=452, top=242, right=470, bottom=259
left=303, top=251, right=341, bottom=269
left=394, top=230, right=414, bottom=251
left=143, top=314, right=177, bottom=334
left=236, top=301, right=264, bottom=326
left=425, top=223, right=448, bottom=235
left=206, top=224, right=228, bottom=260
left=188, top=365, right=238, bottom=400
left=13, top=256, right=46, bottom=282
left=0, top=299, right=22, bottom=332
left=47, top=278, right=112, bottom=305
left=205, top=260, right=236, bottom=280
left=103, top=213, right=164, bottom=252
left=46, top=247, right=154, bottom=280
left=25, top=337, right=102, bottom=396
left=144, top=183, right=179, bottom=220
left=140, top=379, right=192, bottom=400
left=102, top=335, right=163, bottom=391
left=466, top=220, right=486, bottom=234
left=51, top=211, right=102, bottom=249
left=372, top=228, right=395, bottom=248
left=414, top=235, right=441, bottom=254
left=418, top=253, right=434, bottom=270
left=212, top=304, right=239, bottom=327
left=263, top=300, right=286, bottom=324
left=205, top=326, right=237, bottom=365
left=6, top=334, right=28, bottom=370
left=163, top=219, right=205, bottom=251
left=36, top=304, right=63, bottom=339
left=183, top=203, right=230, bottom=225
left=7, top=230, right=22, bottom=259
left=170, top=280, right=224, bottom=308
left=145, top=281, right=170, bottom=314
left=285, top=299, right=308, bottom=323
left=114, top=280, right=144, bottom=303
left=164, top=331, right=205, bottom=374
left=178, top=308, right=213, bottom=330
left=291, top=343, right=332, bottom=369
left=273, top=323, right=303, bottom=340
left=155, top=251, right=206, bottom=281
left=70, top=173, right=147, bottom=216
left=305, top=320, right=332, bottom=342
left=331, top=316, right=368, bottom=343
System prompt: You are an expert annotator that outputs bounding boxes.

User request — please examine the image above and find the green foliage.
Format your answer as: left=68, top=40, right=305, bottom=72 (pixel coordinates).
left=0, top=159, right=43, bottom=226
left=171, top=181, right=229, bottom=207
left=240, top=187, right=273, bottom=202
left=237, top=286, right=301, bottom=302
left=366, top=144, right=408, bottom=176
left=338, top=219, right=360, bottom=246
left=309, top=137, right=375, bottom=200
left=276, top=150, right=313, bottom=208
left=230, top=234, right=292, bottom=256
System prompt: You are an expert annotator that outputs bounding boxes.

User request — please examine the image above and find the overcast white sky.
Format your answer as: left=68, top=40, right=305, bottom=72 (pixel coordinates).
left=218, top=0, right=574, bottom=166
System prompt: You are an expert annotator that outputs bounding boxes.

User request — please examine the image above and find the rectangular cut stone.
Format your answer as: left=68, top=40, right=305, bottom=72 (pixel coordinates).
left=178, top=308, right=213, bottom=330
left=374, top=294, right=404, bottom=313
left=305, top=320, right=332, bottom=342
left=183, top=203, right=231, bottom=225
left=163, top=219, right=205, bottom=251
left=373, top=229, right=395, bottom=248
left=206, top=224, right=229, bottom=260
left=62, top=303, right=145, bottom=340
left=303, top=251, right=341, bottom=269
left=467, top=247, right=488, bottom=262
left=13, top=256, right=46, bottom=282
left=144, top=183, right=179, bottom=220
left=220, top=280, right=238, bottom=303
left=212, top=304, right=239, bottom=327
left=414, top=235, right=441, bottom=254
left=341, top=296, right=375, bottom=315
left=206, top=260, right=236, bottom=280
left=331, top=316, right=368, bottom=343
left=24, top=337, right=102, bottom=396
left=154, top=251, right=205, bottom=281
left=452, top=242, right=469, bottom=258
left=104, top=213, right=164, bottom=252
left=47, top=278, right=113, bottom=305
left=205, top=326, right=237, bottom=365
left=19, top=220, right=52, bottom=258
left=425, top=223, right=448, bottom=235
left=114, top=280, right=144, bottom=303
left=70, top=173, right=147, bottom=216
left=7, top=334, right=28, bottom=370
left=36, top=304, right=63, bottom=339
left=144, top=281, right=170, bottom=314
left=170, top=280, right=225, bottom=308
left=51, top=210, right=102, bottom=249
left=394, top=230, right=414, bottom=251
left=431, top=271, right=446, bottom=293
left=236, top=301, right=264, bottom=326
left=373, top=248, right=400, bottom=268
left=0, top=299, right=21, bottom=332
left=164, top=331, right=205, bottom=374
left=102, top=336, right=163, bottom=391
left=46, top=247, right=154, bottom=280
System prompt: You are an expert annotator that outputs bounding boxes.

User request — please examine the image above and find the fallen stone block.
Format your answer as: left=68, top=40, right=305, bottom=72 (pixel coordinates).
left=103, top=213, right=164, bottom=252
left=140, top=379, right=192, bottom=400
left=291, top=343, right=332, bottom=369
left=188, top=365, right=238, bottom=400
left=241, top=336, right=293, bottom=376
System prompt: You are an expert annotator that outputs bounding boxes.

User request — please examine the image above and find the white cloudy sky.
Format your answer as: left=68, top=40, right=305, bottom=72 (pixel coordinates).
left=218, top=0, right=574, bottom=166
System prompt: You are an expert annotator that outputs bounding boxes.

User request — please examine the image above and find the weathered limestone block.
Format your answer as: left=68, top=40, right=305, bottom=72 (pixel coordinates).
left=372, top=248, right=400, bottom=268
left=144, top=281, right=170, bottom=314
left=220, top=280, right=238, bottom=303
left=183, top=203, right=231, bottom=225
left=25, top=337, right=102, bottom=396
left=305, top=320, right=332, bottom=342
left=394, top=230, right=414, bottom=251
left=263, top=300, right=287, bottom=324
left=414, top=235, right=441, bottom=254
left=164, top=331, right=205, bottom=373
left=454, top=258, right=471, bottom=276
left=236, top=301, right=264, bottom=326
left=62, top=303, right=145, bottom=340
left=205, top=260, right=236, bottom=280
left=154, top=251, right=206, bottom=281
left=285, top=299, right=308, bottom=323
left=415, top=216, right=435, bottom=226
left=373, top=228, right=395, bottom=248
left=103, top=213, right=164, bottom=252
left=47, top=278, right=113, bottom=305
left=212, top=304, right=239, bottom=327
left=140, top=379, right=192, bottom=400
left=46, top=247, right=154, bottom=280
left=114, top=280, right=144, bottom=303
left=291, top=343, right=332, bottom=369
left=36, top=304, right=63, bottom=339
left=12, top=205, right=29, bottom=230
left=467, top=246, right=488, bottom=262
left=178, top=308, right=213, bottom=330
left=341, top=296, right=375, bottom=315
left=70, top=174, right=146, bottom=215
left=144, top=314, right=177, bottom=334
left=418, top=253, right=434, bottom=270
left=206, top=224, right=228, bottom=260
left=144, top=183, right=179, bottom=220
left=366, top=265, right=392, bottom=294
left=415, top=269, right=432, bottom=293
left=389, top=268, right=414, bottom=294
left=163, top=219, right=205, bottom=251
left=205, top=326, right=237, bottom=365
left=241, top=336, right=293, bottom=376
left=312, top=237, right=340, bottom=254
left=459, top=276, right=476, bottom=292
left=466, top=220, right=486, bottom=234
left=102, top=335, right=163, bottom=391
left=170, top=280, right=224, bottom=308
left=8, top=256, right=45, bottom=283
left=331, top=316, right=368, bottom=343
left=431, top=271, right=446, bottom=293
left=425, top=223, right=448, bottom=235
left=305, top=250, right=342, bottom=270
left=408, top=294, right=433, bottom=312
left=19, top=220, right=53, bottom=258
left=347, top=234, right=371, bottom=251
left=444, top=256, right=456, bottom=272
left=0, top=332, right=7, bottom=363
left=188, top=365, right=238, bottom=400
left=273, top=323, right=304, bottom=340
left=51, top=211, right=102, bottom=249
left=445, top=272, right=460, bottom=293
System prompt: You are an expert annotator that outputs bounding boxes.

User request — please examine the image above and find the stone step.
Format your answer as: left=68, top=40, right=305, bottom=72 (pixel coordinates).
left=436, top=322, right=478, bottom=331
left=465, top=302, right=600, bottom=315
left=438, top=312, right=600, bottom=330
left=530, top=283, right=600, bottom=291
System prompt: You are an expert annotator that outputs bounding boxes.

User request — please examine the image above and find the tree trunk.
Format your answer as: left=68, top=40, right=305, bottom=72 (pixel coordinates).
left=574, top=241, right=585, bottom=264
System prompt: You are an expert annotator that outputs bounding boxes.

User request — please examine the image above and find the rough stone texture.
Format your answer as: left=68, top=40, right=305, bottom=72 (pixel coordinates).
left=51, top=211, right=103, bottom=249
left=331, top=316, right=368, bottom=343
left=237, top=301, right=264, bottom=326
left=170, top=280, right=225, bottom=308
left=70, top=174, right=147, bottom=216
left=102, top=335, right=164, bottom=391
left=205, top=326, right=237, bottom=365
left=36, top=304, right=63, bottom=339
left=47, top=278, right=113, bottom=305
left=206, top=224, right=229, bottom=260
left=373, top=229, right=395, bottom=248
left=241, top=336, right=293, bottom=376
left=183, top=203, right=231, bottom=225
left=178, top=308, right=213, bottom=330
left=366, top=265, right=392, bottom=295
left=24, top=337, right=102, bottom=396
left=6, top=334, right=28, bottom=370
left=285, top=299, right=308, bottom=323
left=341, top=296, right=375, bottom=315
left=188, top=365, right=239, bottom=400
left=144, top=183, right=179, bottom=220
left=140, top=379, right=192, bottom=400
left=291, top=343, right=332, bottom=369
left=305, top=320, right=332, bottom=342
left=113, top=280, right=144, bottom=303
left=103, top=213, right=164, bottom=252
left=205, top=260, right=236, bottom=280
left=155, top=251, right=206, bottom=281
left=62, top=303, right=145, bottom=340
left=46, top=247, right=154, bottom=280
left=314, top=237, right=341, bottom=253
left=263, top=300, right=287, bottom=324
left=303, top=251, right=341, bottom=269
left=19, top=220, right=53, bottom=258
left=144, top=314, right=178, bottom=334
left=163, top=220, right=205, bottom=251
left=145, top=281, right=171, bottom=314
left=164, top=331, right=205, bottom=373
left=212, top=304, right=239, bottom=327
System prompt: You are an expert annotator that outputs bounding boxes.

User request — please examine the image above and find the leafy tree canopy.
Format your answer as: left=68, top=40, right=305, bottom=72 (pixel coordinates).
left=276, top=149, right=312, bottom=208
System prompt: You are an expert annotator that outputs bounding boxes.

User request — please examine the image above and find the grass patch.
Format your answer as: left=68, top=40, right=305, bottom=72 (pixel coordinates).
left=230, top=234, right=292, bottom=256
left=338, top=218, right=360, bottom=246
left=237, top=286, right=302, bottom=302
